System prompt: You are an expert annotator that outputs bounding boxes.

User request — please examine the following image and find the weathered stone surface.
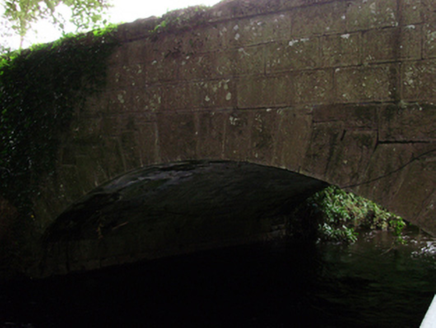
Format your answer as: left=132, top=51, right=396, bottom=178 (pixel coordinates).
left=400, top=0, right=425, bottom=25
left=134, top=119, right=160, bottom=165
left=224, top=110, right=253, bottom=160
left=232, top=46, right=265, bottom=75
left=334, top=65, right=397, bottom=103
left=237, top=75, right=291, bottom=108
left=324, top=130, right=378, bottom=188
left=196, top=79, right=236, bottom=108
left=273, top=108, right=313, bottom=172
left=161, top=83, right=200, bottom=110
left=356, top=143, right=435, bottom=213
left=312, top=104, right=378, bottom=130
left=345, top=0, right=398, bottom=31
left=293, top=69, right=333, bottom=104
left=156, top=112, right=198, bottom=162
left=196, top=111, right=227, bottom=159
left=320, top=32, right=361, bottom=67
left=266, top=38, right=319, bottom=72
left=393, top=159, right=436, bottom=234
left=379, top=104, right=436, bottom=142
left=179, top=52, right=221, bottom=80
left=227, top=13, right=292, bottom=47
left=362, top=27, right=422, bottom=62
left=424, top=23, right=436, bottom=58
left=402, top=59, right=436, bottom=101
left=302, top=121, right=344, bottom=180
left=249, top=109, right=280, bottom=163
left=291, top=2, right=347, bottom=37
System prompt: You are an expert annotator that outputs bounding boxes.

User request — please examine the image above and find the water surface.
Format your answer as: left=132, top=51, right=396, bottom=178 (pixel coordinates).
left=1, top=227, right=435, bottom=327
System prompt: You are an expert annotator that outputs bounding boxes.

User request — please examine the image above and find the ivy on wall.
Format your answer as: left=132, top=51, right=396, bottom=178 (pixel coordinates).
left=0, top=27, right=119, bottom=215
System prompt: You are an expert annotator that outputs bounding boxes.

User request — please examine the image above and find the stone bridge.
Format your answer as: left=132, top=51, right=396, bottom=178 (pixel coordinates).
left=28, top=0, right=436, bottom=274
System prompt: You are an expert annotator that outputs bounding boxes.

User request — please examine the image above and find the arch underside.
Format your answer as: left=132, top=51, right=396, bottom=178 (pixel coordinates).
left=41, top=161, right=327, bottom=276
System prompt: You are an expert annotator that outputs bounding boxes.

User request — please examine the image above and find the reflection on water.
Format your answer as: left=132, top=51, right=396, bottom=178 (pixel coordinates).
left=1, top=227, right=435, bottom=327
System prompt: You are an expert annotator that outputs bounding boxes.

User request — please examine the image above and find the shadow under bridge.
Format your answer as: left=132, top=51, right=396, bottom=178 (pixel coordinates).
left=42, top=160, right=328, bottom=276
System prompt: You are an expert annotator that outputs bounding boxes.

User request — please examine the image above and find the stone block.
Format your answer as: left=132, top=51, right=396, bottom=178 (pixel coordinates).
left=345, top=0, right=398, bottom=32
left=70, top=115, right=104, bottom=143
left=312, top=104, right=378, bottom=130
left=291, top=2, right=348, bottom=37
left=273, top=108, right=312, bottom=171
left=108, top=64, right=147, bottom=89
left=402, top=59, right=436, bottom=101
left=227, top=12, right=292, bottom=47
left=237, top=75, right=292, bottom=108
left=424, top=23, right=436, bottom=58
left=326, top=130, right=378, bottom=188
left=84, top=92, right=110, bottom=113
left=362, top=26, right=422, bottom=63
left=379, top=103, right=436, bottom=142
left=233, top=46, right=265, bottom=75
left=73, top=137, right=126, bottom=185
left=354, top=143, right=428, bottom=213
left=335, top=65, right=397, bottom=103
left=320, top=32, right=361, bottom=67
left=145, top=56, right=179, bottom=83
left=410, top=176, right=436, bottom=235
left=196, top=111, right=227, bottom=159
left=101, top=137, right=128, bottom=178
left=293, top=69, right=333, bottom=104
left=303, top=122, right=377, bottom=187
left=266, top=38, right=319, bottom=73
left=249, top=109, right=280, bottom=163
left=107, top=89, right=129, bottom=112
left=142, top=85, right=163, bottom=112
left=223, top=110, right=253, bottom=161
left=302, top=121, right=344, bottom=180
left=187, top=24, right=229, bottom=52
left=156, top=112, right=198, bottom=162
left=161, top=83, right=201, bottom=110
left=422, top=0, right=436, bottom=22
left=210, top=0, right=282, bottom=20
left=134, top=119, right=160, bottom=165
left=57, top=165, right=84, bottom=203
left=100, top=115, right=121, bottom=136
left=401, top=25, right=424, bottom=59
left=357, top=143, right=436, bottom=230
left=155, top=25, right=228, bottom=56
left=179, top=52, right=220, bottom=80
left=280, top=0, right=333, bottom=10
left=123, top=40, right=150, bottom=65
left=120, top=131, right=142, bottom=171
left=400, top=0, right=425, bottom=25
left=74, top=154, right=109, bottom=191
left=109, top=86, right=163, bottom=112
left=196, top=79, right=236, bottom=109
left=106, top=45, right=127, bottom=67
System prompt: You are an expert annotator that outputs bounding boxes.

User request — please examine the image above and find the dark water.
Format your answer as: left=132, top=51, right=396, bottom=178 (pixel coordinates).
left=1, top=228, right=435, bottom=328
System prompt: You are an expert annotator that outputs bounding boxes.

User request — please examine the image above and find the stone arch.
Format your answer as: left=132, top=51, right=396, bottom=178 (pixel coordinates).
left=31, top=0, right=436, bottom=238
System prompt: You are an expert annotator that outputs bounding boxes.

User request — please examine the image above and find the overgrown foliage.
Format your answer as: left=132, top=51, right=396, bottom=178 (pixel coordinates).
left=0, top=25, right=119, bottom=216
left=151, top=5, right=210, bottom=34
left=290, top=186, right=406, bottom=244
left=1, top=0, right=111, bottom=50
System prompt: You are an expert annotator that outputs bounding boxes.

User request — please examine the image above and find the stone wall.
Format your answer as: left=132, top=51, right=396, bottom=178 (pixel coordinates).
left=33, top=0, right=436, bottom=235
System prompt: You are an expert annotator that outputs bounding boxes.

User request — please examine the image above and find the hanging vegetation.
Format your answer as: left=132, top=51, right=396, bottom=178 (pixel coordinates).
left=0, top=25, right=119, bottom=216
